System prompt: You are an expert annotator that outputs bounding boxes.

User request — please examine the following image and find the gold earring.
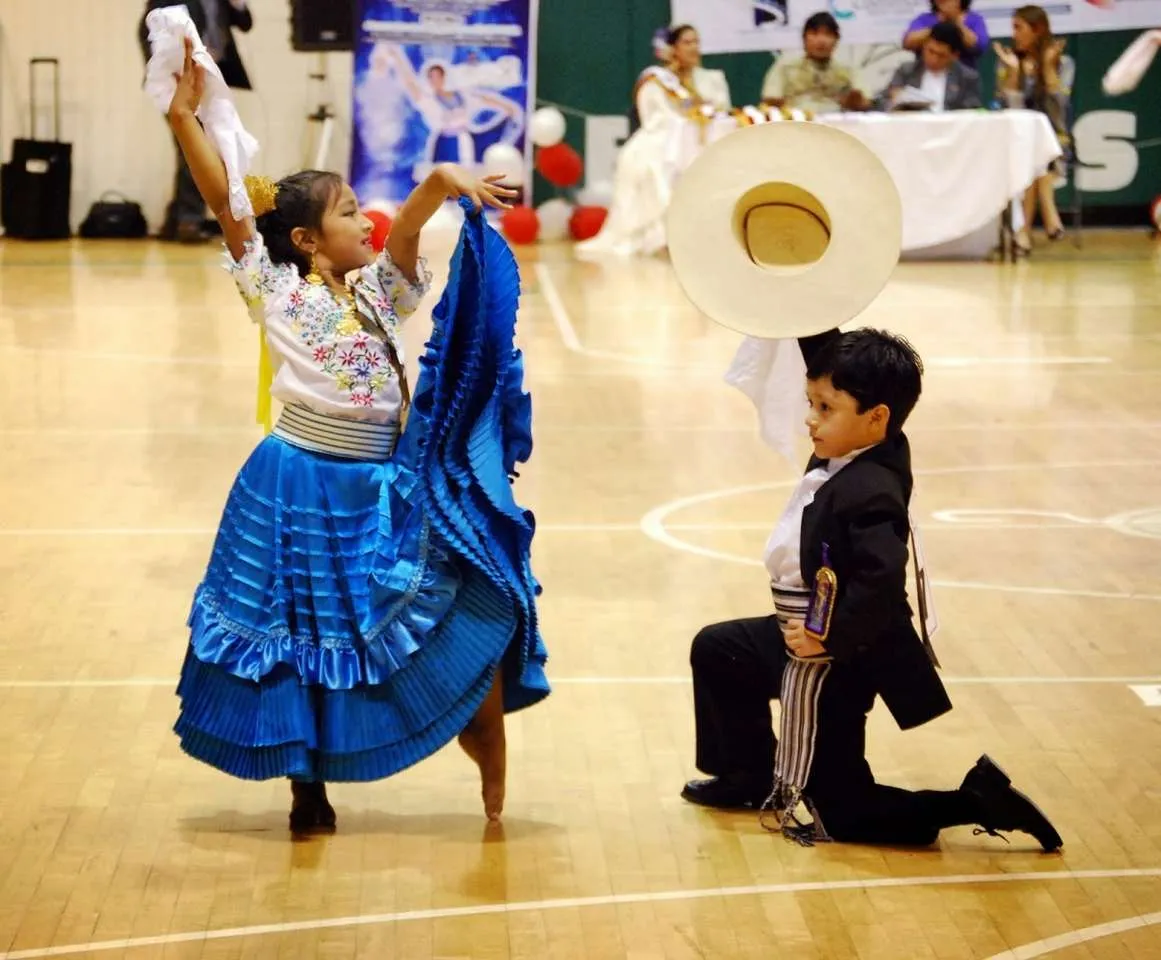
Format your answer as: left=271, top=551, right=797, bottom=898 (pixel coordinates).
left=306, top=253, right=323, bottom=285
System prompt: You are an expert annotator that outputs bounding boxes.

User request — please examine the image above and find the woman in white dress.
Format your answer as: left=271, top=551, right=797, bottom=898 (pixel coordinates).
left=576, top=25, right=730, bottom=258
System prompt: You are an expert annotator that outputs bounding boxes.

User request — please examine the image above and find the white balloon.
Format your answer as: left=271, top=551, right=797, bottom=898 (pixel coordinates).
left=576, top=180, right=613, bottom=208
left=482, top=143, right=525, bottom=186
left=529, top=106, right=567, bottom=148
left=536, top=198, right=573, bottom=242
left=363, top=198, right=396, bottom=216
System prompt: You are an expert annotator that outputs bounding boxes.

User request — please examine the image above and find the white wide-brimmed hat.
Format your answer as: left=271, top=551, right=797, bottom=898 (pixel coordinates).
left=666, top=121, right=901, bottom=338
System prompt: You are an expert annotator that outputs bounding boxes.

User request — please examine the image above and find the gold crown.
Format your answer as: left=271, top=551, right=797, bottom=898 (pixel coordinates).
left=244, top=175, right=279, bottom=216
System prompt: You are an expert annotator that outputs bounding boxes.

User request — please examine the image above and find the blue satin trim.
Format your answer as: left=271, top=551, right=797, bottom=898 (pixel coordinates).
left=186, top=442, right=463, bottom=690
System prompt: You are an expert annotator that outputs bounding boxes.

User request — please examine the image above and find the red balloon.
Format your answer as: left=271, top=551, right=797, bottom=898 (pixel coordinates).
left=501, top=205, right=539, bottom=244
left=536, top=143, right=584, bottom=188
left=364, top=209, right=392, bottom=252
left=569, top=205, right=607, bottom=241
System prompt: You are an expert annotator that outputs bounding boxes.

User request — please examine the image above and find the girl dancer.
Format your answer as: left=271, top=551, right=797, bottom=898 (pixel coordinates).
left=161, top=32, right=548, bottom=833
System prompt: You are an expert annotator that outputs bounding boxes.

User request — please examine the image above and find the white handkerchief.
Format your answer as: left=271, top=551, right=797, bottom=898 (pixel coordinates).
left=724, top=336, right=809, bottom=465
left=143, top=4, right=259, bottom=220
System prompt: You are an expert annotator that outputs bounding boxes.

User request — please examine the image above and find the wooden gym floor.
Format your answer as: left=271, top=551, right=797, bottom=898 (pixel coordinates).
left=1, top=231, right=1161, bottom=959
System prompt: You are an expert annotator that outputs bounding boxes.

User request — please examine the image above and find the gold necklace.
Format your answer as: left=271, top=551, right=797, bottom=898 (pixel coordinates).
left=332, top=286, right=364, bottom=338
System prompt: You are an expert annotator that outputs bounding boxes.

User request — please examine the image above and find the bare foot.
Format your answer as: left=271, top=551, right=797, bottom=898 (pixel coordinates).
left=459, top=718, right=506, bottom=821
left=458, top=672, right=507, bottom=821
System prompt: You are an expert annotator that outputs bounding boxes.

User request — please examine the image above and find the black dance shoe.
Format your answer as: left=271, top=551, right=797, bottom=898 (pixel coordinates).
left=289, top=780, right=337, bottom=834
left=961, top=755, right=1062, bottom=852
left=681, top=775, right=770, bottom=811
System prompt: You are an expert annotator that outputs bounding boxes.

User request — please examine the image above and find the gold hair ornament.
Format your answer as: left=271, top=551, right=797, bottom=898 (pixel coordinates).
left=244, top=175, right=279, bottom=216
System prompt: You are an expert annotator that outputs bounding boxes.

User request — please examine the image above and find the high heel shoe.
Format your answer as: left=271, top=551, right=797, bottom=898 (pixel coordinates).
left=1046, top=227, right=1066, bottom=242
left=1013, top=228, right=1032, bottom=257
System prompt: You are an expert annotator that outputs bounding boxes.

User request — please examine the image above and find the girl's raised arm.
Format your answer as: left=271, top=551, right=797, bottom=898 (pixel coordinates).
left=167, top=38, right=254, bottom=260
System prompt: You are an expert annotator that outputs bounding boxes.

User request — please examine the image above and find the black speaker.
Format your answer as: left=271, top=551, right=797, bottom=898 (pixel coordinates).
left=290, top=0, right=356, bottom=52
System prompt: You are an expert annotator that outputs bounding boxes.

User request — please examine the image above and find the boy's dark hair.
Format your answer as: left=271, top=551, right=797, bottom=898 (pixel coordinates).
left=256, top=170, right=344, bottom=275
left=803, top=12, right=840, bottom=37
left=806, top=329, right=924, bottom=434
left=928, top=21, right=965, bottom=55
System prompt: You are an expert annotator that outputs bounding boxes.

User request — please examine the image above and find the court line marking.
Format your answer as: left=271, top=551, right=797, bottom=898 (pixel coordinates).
left=0, top=676, right=1158, bottom=690
left=0, top=525, right=649, bottom=537
left=638, top=459, right=1161, bottom=602
left=1, top=421, right=1159, bottom=438
left=3, top=868, right=1160, bottom=960
left=982, top=910, right=1161, bottom=959
left=0, top=427, right=260, bottom=437
left=0, top=346, right=251, bottom=368
left=0, top=520, right=1139, bottom=536
left=532, top=263, right=1119, bottom=371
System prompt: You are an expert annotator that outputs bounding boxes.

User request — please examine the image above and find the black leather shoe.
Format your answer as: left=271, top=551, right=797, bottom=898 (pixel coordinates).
left=289, top=780, right=337, bottom=834
left=681, top=776, right=770, bottom=810
left=961, top=755, right=1062, bottom=852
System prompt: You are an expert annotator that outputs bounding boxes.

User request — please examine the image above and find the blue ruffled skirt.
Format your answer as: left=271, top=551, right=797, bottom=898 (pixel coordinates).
left=175, top=204, right=549, bottom=782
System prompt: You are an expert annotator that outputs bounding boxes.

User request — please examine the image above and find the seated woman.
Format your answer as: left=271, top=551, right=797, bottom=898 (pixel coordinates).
left=993, top=5, right=1073, bottom=252
left=576, top=24, right=724, bottom=259
left=902, top=0, right=989, bottom=70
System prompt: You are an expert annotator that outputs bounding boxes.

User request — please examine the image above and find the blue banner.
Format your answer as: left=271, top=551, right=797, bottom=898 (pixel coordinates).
left=351, top=0, right=537, bottom=208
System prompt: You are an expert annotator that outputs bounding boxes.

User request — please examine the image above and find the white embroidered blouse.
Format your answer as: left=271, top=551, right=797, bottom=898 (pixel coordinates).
left=227, top=232, right=432, bottom=423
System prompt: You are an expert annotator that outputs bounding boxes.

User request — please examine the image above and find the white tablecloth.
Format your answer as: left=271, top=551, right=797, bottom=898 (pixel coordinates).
left=816, top=111, right=1062, bottom=252
left=689, top=110, right=1061, bottom=255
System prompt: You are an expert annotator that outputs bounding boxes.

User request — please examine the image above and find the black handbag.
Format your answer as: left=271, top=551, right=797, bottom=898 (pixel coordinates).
left=1, top=59, right=72, bottom=240
left=80, top=192, right=148, bottom=239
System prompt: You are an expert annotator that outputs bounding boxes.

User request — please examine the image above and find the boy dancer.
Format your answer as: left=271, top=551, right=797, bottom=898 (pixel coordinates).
left=682, top=329, right=1062, bottom=851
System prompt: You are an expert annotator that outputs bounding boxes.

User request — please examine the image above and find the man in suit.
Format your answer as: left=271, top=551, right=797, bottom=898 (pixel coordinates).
left=878, top=21, right=982, bottom=111
left=139, top=0, right=254, bottom=242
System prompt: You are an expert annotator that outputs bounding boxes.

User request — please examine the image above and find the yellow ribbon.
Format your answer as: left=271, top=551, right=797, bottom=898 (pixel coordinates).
left=256, top=328, right=273, bottom=435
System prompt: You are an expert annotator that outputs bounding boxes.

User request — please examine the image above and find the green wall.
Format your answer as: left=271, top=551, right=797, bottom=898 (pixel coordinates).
left=534, top=7, right=1159, bottom=215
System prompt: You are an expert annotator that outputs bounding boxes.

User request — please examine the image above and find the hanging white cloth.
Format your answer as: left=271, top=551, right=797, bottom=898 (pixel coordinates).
left=1103, top=30, right=1161, bottom=96
left=723, top=336, right=809, bottom=465
left=143, top=5, right=259, bottom=220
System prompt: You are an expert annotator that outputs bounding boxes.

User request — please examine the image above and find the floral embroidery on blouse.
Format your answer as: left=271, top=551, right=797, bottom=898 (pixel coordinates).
left=225, top=233, right=430, bottom=412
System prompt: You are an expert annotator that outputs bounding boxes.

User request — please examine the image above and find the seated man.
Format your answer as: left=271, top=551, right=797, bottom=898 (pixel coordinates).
left=877, top=21, right=982, bottom=111
left=761, top=12, right=868, bottom=114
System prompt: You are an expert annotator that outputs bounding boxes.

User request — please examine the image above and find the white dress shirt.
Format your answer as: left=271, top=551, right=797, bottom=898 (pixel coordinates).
left=918, top=69, right=949, bottom=112
left=763, top=448, right=870, bottom=588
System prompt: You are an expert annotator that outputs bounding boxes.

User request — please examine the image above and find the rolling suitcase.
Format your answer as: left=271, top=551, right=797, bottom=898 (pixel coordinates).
left=1, top=58, right=72, bottom=239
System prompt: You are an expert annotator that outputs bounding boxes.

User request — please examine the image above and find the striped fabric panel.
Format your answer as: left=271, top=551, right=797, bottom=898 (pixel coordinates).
left=771, top=584, right=833, bottom=664
left=272, top=404, right=400, bottom=461
left=773, top=657, right=832, bottom=789
left=770, top=582, right=833, bottom=808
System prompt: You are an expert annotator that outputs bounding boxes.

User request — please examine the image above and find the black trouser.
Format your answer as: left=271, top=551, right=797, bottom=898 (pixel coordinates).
left=690, top=616, right=975, bottom=846
left=166, top=130, right=206, bottom=232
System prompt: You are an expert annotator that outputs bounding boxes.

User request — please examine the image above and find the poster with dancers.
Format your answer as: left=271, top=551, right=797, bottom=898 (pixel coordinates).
left=351, top=0, right=537, bottom=209
left=675, top=0, right=1161, bottom=53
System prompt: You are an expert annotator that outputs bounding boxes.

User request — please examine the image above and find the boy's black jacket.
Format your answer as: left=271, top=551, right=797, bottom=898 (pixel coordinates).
left=798, top=331, right=951, bottom=730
